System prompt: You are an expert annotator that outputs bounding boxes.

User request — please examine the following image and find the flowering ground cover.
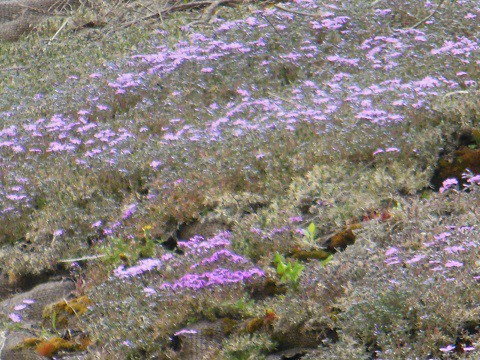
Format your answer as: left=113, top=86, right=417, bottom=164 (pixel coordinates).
left=0, top=0, right=479, bottom=358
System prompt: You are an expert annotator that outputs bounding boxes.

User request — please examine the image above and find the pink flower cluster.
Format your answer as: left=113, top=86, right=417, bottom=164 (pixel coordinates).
left=115, top=232, right=264, bottom=294
left=384, top=225, right=477, bottom=277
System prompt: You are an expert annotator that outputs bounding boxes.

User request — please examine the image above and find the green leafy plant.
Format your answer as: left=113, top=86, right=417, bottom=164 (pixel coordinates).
left=298, top=223, right=337, bottom=266
left=320, top=254, right=334, bottom=266
left=100, top=225, right=156, bottom=267
left=300, top=222, right=318, bottom=245
left=232, top=298, right=256, bottom=312
left=100, top=236, right=133, bottom=266
left=273, top=252, right=305, bottom=290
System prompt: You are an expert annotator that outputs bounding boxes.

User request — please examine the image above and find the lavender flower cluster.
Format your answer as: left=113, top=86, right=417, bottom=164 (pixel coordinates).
left=112, top=232, right=264, bottom=294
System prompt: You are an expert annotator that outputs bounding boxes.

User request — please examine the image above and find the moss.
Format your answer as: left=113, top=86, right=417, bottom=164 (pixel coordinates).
left=43, top=295, right=92, bottom=328
left=248, top=278, right=288, bottom=300
left=243, top=310, right=276, bottom=334
left=15, top=335, right=91, bottom=357
left=35, top=337, right=84, bottom=357
left=245, top=318, right=266, bottom=334
left=322, top=227, right=359, bottom=252
left=292, top=249, right=332, bottom=261
left=20, top=337, right=43, bottom=347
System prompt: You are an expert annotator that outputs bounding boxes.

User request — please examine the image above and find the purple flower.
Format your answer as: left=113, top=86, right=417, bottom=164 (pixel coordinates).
left=405, top=254, right=426, bottom=264
left=440, top=178, right=458, bottom=193
left=374, top=9, right=392, bottom=17
left=143, top=287, right=157, bottom=296
left=122, top=203, right=137, bottom=219
left=9, top=313, right=22, bottom=322
left=161, top=267, right=264, bottom=291
left=174, top=329, right=198, bottom=336
left=114, top=258, right=162, bottom=278
left=178, top=232, right=231, bottom=252
left=385, top=247, right=399, bottom=256
left=440, top=345, right=455, bottom=352
left=190, top=249, right=247, bottom=269
left=92, top=220, right=102, bottom=228
left=445, top=260, right=463, bottom=268
left=443, top=246, right=465, bottom=254
left=434, top=232, right=451, bottom=241
left=5, top=194, right=27, bottom=201
left=467, top=174, right=480, bottom=184
left=161, top=253, right=174, bottom=261
left=385, top=257, right=401, bottom=265
left=53, top=229, right=64, bottom=237
left=385, top=147, right=400, bottom=153
left=150, top=161, right=162, bottom=169
left=414, top=76, right=440, bottom=88
left=326, top=55, right=359, bottom=66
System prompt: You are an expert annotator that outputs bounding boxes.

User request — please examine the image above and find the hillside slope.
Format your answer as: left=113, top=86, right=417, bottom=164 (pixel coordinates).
left=0, top=0, right=479, bottom=358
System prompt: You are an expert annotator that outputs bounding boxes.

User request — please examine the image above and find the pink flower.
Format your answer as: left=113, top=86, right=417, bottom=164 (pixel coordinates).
left=385, top=247, right=399, bottom=256
left=440, top=344, right=455, bottom=352
left=443, top=246, right=464, bottom=253
left=385, top=147, right=400, bottom=153
left=150, top=160, right=162, bottom=169
left=405, top=254, right=426, bottom=264
left=385, top=257, right=401, bottom=265
left=143, top=287, right=157, bottom=296
left=122, top=203, right=137, bottom=219
left=161, top=253, right=174, bottom=261
left=445, top=260, right=463, bottom=268
left=174, top=329, right=198, bottom=336
left=9, top=313, right=22, bottom=322
left=434, top=232, right=451, bottom=241
left=114, top=258, right=162, bottom=278
left=439, top=178, right=458, bottom=193
left=53, top=229, right=64, bottom=237
left=467, top=174, right=480, bottom=184
left=97, top=104, right=109, bottom=111
left=92, top=220, right=102, bottom=228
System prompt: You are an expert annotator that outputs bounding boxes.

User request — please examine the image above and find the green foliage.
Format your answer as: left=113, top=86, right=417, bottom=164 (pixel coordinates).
left=320, top=253, right=334, bottom=266
left=301, top=222, right=317, bottom=245
left=231, top=298, right=256, bottom=313
left=99, top=225, right=156, bottom=267
left=273, top=252, right=304, bottom=290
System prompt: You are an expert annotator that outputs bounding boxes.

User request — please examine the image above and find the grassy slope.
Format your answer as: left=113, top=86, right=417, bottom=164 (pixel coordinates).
left=0, top=0, right=479, bottom=358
